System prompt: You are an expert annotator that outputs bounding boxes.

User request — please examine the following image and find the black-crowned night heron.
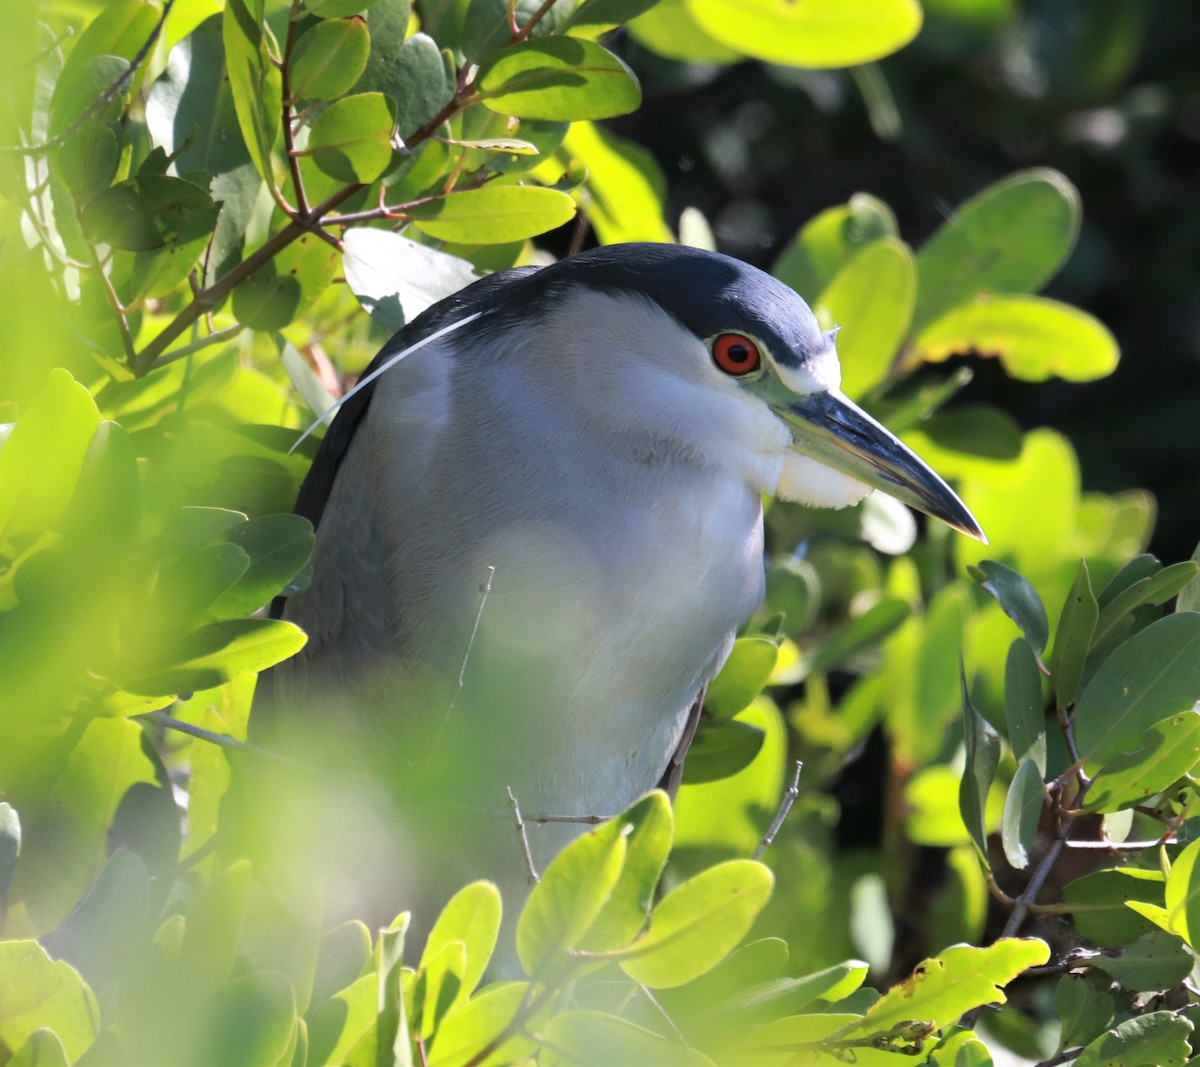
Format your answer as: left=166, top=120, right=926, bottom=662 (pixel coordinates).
left=256, top=243, right=983, bottom=920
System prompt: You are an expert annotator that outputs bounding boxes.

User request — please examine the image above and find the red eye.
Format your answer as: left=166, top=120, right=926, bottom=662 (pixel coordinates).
left=711, top=333, right=761, bottom=376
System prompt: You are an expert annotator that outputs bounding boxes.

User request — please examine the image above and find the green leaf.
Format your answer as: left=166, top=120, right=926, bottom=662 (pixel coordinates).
left=1000, top=757, right=1043, bottom=870
left=1098, top=554, right=1162, bottom=610
left=1164, top=836, right=1200, bottom=948
left=914, top=296, right=1120, bottom=383
left=307, top=973, right=375, bottom=1066
left=123, top=618, right=308, bottom=696
left=616, top=860, right=773, bottom=988
left=342, top=228, right=480, bottom=331
left=462, top=0, right=572, bottom=61
left=477, top=38, right=640, bottom=121
left=81, top=176, right=213, bottom=252
left=8, top=1029, right=70, bottom=1067
left=0, top=943, right=98, bottom=1064
left=1087, top=930, right=1193, bottom=993
left=207, top=514, right=316, bottom=618
left=1063, top=868, right=1166, bottom=945
left=516, top=818, right=628, bottom=976
left=0, top=803, right=19, bottom=909
left=682, top=717, right=766, bottom=784
left=1075, top=1011, right=1194, bottom=1067
left=0, top=369, right=100, bottom=542
left=413, top=940, right=465, bottom=1041
left=309, top=0, right=386, bottom=17
left=1092, top=561, right=1200, bottom=649
left=1085, top=711, right=1200, bottom=813
left=307, top=91, right=397, bottom=183
left=1055, top=975, right=1114, bottom=1054
left=913, top=169, right=1080, bottom=334
left=579, top=792, right=673, bottom=952
left=426, top=982, right=534, bottom=1067
left=421, top=881, right=502, bottom=1004
left=179, top=860, right=253, bottom=998
left=969, top=560, right=1049, bottom=653
left=289, top=17, right=371, bottom=102
left=798, top=597, right=910, bottom=681
left=1005, top=638, right=1046, bottom=774
left=707, top=637, right=778, bottom=717
left=223, top=0, right=283, bottom=186
left=562, top=0, right=662, bottom=35
left=50, top=55, right=128, bottom=197
left=772, top=193, right=897, bottom=301
left=1073, top=613, right=1200, bottom=766
left=959, top=667, right=1000, bottom=857
left=407, top=185, right=577, bottom=243
left=686, top=0, right=922, bottom=68
left=193, top=970, right=297, bottom=1067
left=816, top=238, right=915, bottom=399
left=1050, top=560, right=1099, bottom=711
left=59, top=1, right=160, bottom=94
left=1179, top=540, right=1200, bottom=614
left=232, top=231, right=341, bottom=331
left=626, top=0, right=740, bottom=63
left=843, top=939, right=1050, bottom=1036
left=146, top=541, right=252, bottom=629
left=311, top=920, right=372, bottom=1008
left=541, top=1011, right=695, bottom=1066
left=562, top=121, right=673, bottom=243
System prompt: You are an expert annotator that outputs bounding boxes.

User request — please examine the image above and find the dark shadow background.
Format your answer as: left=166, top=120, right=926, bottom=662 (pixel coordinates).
left=606, top=0, right=1200, bottom=562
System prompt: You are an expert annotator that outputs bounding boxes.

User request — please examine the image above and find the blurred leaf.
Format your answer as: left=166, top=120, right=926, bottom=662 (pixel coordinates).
left=413, top=940, right=465, bottom=1041
left=49, top=55, right=127, bottom=197
left=684, top=718, right=766, bottom=783
left=563, top=0, right=662, bottom=36
left=309, top=0, right=386, bottom=18
left=0, top=803, right=19, bottom=911
left=0, top=370, right=99, bottom=542
left=908, top=765, right=1002, bottom=848
left=707, top=637, right=778, bottom=718
left=8, top=1029, right=70, bottom=1067
left=562, top=121, right=673, bottom=243
left=123, top=618, right=308, bottom=696
left=1050, top=560, right=1098, bottom=712
left=477, top=38, right=641, bottom=120
left=1005, top=638, right=1046, bottom=773
left=342, top=229, right=480, bottom=331
left=208, top=513, right=316, bottom=618
left=969, top=560, right=1049, bottom=654
left=426, top=982, right=534, bottom=1067
left=920, top=406, right=1022, bottom=461
left=579, top=792, right=672, bottom=952
left=307, top=973, right=375, bottom=1065
left=192, top=970, right=297, bottom=1067
left=541, top=1011, right=695, bottom=1066
left=960, top=668, right=1000, bottom=857
left=1087, top=930, right=1193, bottom=993
left=799, top=597, right=910, bottom=680
left=913, top=296, right=1119, bottom=383
left=913, top=169, right=1080, bottom=334
left=616, top=860, right=773, bottom=988
left=1064, top=868, right=1165, bottom=945
left=407, top=185, right=577, bottom=243
left=1055, top=975, right=1114, bottom=1054
left=59, top=1, right=160, bottom=95
left=907, top=584, right=970, bottom=765
left=1075, top=1011, right=1193, bottom=1067
left=772, top=193, right=897, bottom=301
left=1085, top=712, right=1200, bottom=813
left=687, top=0, right=922, bottom=68
left=232, top=232, right=340, bottom=331
left=289, top=18, right=371, bottom=102
left=843, top=939, right=1049, bottom=1036
left=307, top=92, right=397, bottom=183
left=146, top=541, right=251, bottom=628
left=310, top=919, right=371, bottom=1009
left=1073, top=614, right=1200, bottom=766
left=421, top=881, right=501, bottom=1004
left=0, top=941, right=99, bottom=1063
left=1000, top=757, right=1043, bottom=870
left=223, top=0, right=282, bottom=187
left=816, top=238, right=915, bottom=399
left=81, top=176, right=213, bottom=252
left=516, top=817, right=628, bottom=976
left=626, top=0, right=740, bottom=63
left=179, top=859, right=252, bottom=998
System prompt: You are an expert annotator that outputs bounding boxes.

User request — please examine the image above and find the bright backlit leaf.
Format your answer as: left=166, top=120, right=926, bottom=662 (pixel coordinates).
left=421, top=881, right=502, bottom=1004
left=626, top=0, right=740, bottom=63
left=0, top=942, right=99, bottom=1064
left=222, top=0, right=281, bottom=186
left=707, top=637, right=779, bottom=717
left=307, top=92, right=397, bottom=183
left=407, top=185, right=577, bottom=243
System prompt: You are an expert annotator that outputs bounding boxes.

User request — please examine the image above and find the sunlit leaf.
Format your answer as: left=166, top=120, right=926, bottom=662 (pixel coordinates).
left=626, top=0, right=739, bottom=63
left=421, top=881, right=502, bottom=1004
left=222, top=0, right=282, bottom=186
left=0, top=942, right=99, bottom=1063
left=289, top=17, right=371, bottom=102
left=1085, top=712, right=1200, bottom=813
left=407, top=185, right=577, bottom=243
left=307, top=91, right=397, bottom=182
left=426, top=982, right=535, bottom=1067
left=684, top=718, right=766, bottom=783
left=232, top=232, right=341, bottom=331
left=707, top=637, right=778, bottom=718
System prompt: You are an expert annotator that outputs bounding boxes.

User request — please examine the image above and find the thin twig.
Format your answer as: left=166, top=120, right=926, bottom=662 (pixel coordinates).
left=754, top=761, right=803, bottom=860
left=148, top=323, right=245, bottom=370
left=280, top=1, right=310, bottom=216
left=513, top=0, right=561, bottom=41
left=1033, top=1049, right=1083, bottom=1067
left=506, top=786, right=540, bottom=885
left=137, top=710, right=301, bottom=766
left=526, top=812, right=611, bottom=825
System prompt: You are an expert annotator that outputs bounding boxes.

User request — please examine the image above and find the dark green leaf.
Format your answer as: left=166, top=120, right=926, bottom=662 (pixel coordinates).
left=147, top=541, right=251, bottom=629
left=683, top=717, right=766, bottom=783
left=1075, top=1011, right=1193, bottom=1067
left=1179, top=539, right=1200, bottom=613
left=1005, top=638, right=1046, bottom=773
left=310, top=0, right=386, bottom=15
left=407, top=185, right=577, bottom=243
left=232, top=231, right=340, bottom=331
left=307, top=92, right=397, bottom=183
left=50, top=56, right=128, bottom=197
left=1063, top=868, right=1165, bottom=945
left=289, top=18, right=371, bottom=102
left=617, top=860, right=773, bottom=988
left=477, top=38, right=641, bottom=121
left=970, top=560, right=1049, bottom=653
left=1091, top=561, right=1200, bottom=648
left=1055, top=975, right=1114, bottom=1054
left=1000, top=757, right=1043, bottom=870
left=1073, top=613, right=1200, bottom=765
left=707, top=637, right=778, bottom=717
left=1097, top=553, right=1160, bottom=610
left=1085, top=711, right=1200, bottom=813
left=913, top=168, right=1080, bottom=333
left=208, top=514, right=315, bottom=618
left=192, top=970, right=297, bottom=1067
left=223, top=0, right=282, bottom=186
left=921, top=406, right=1023, bottom=461
left=462, top=0, right=572, bottom=61
left=960, top=666, right=1000, bottom=857
left=82, top=176, right=213, bottom=252
left=1087, top=930, right=1193, bottom=993
left=1050, top=560, right=1098, bottom=711
left=357, top=27, right=448, bottom=141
